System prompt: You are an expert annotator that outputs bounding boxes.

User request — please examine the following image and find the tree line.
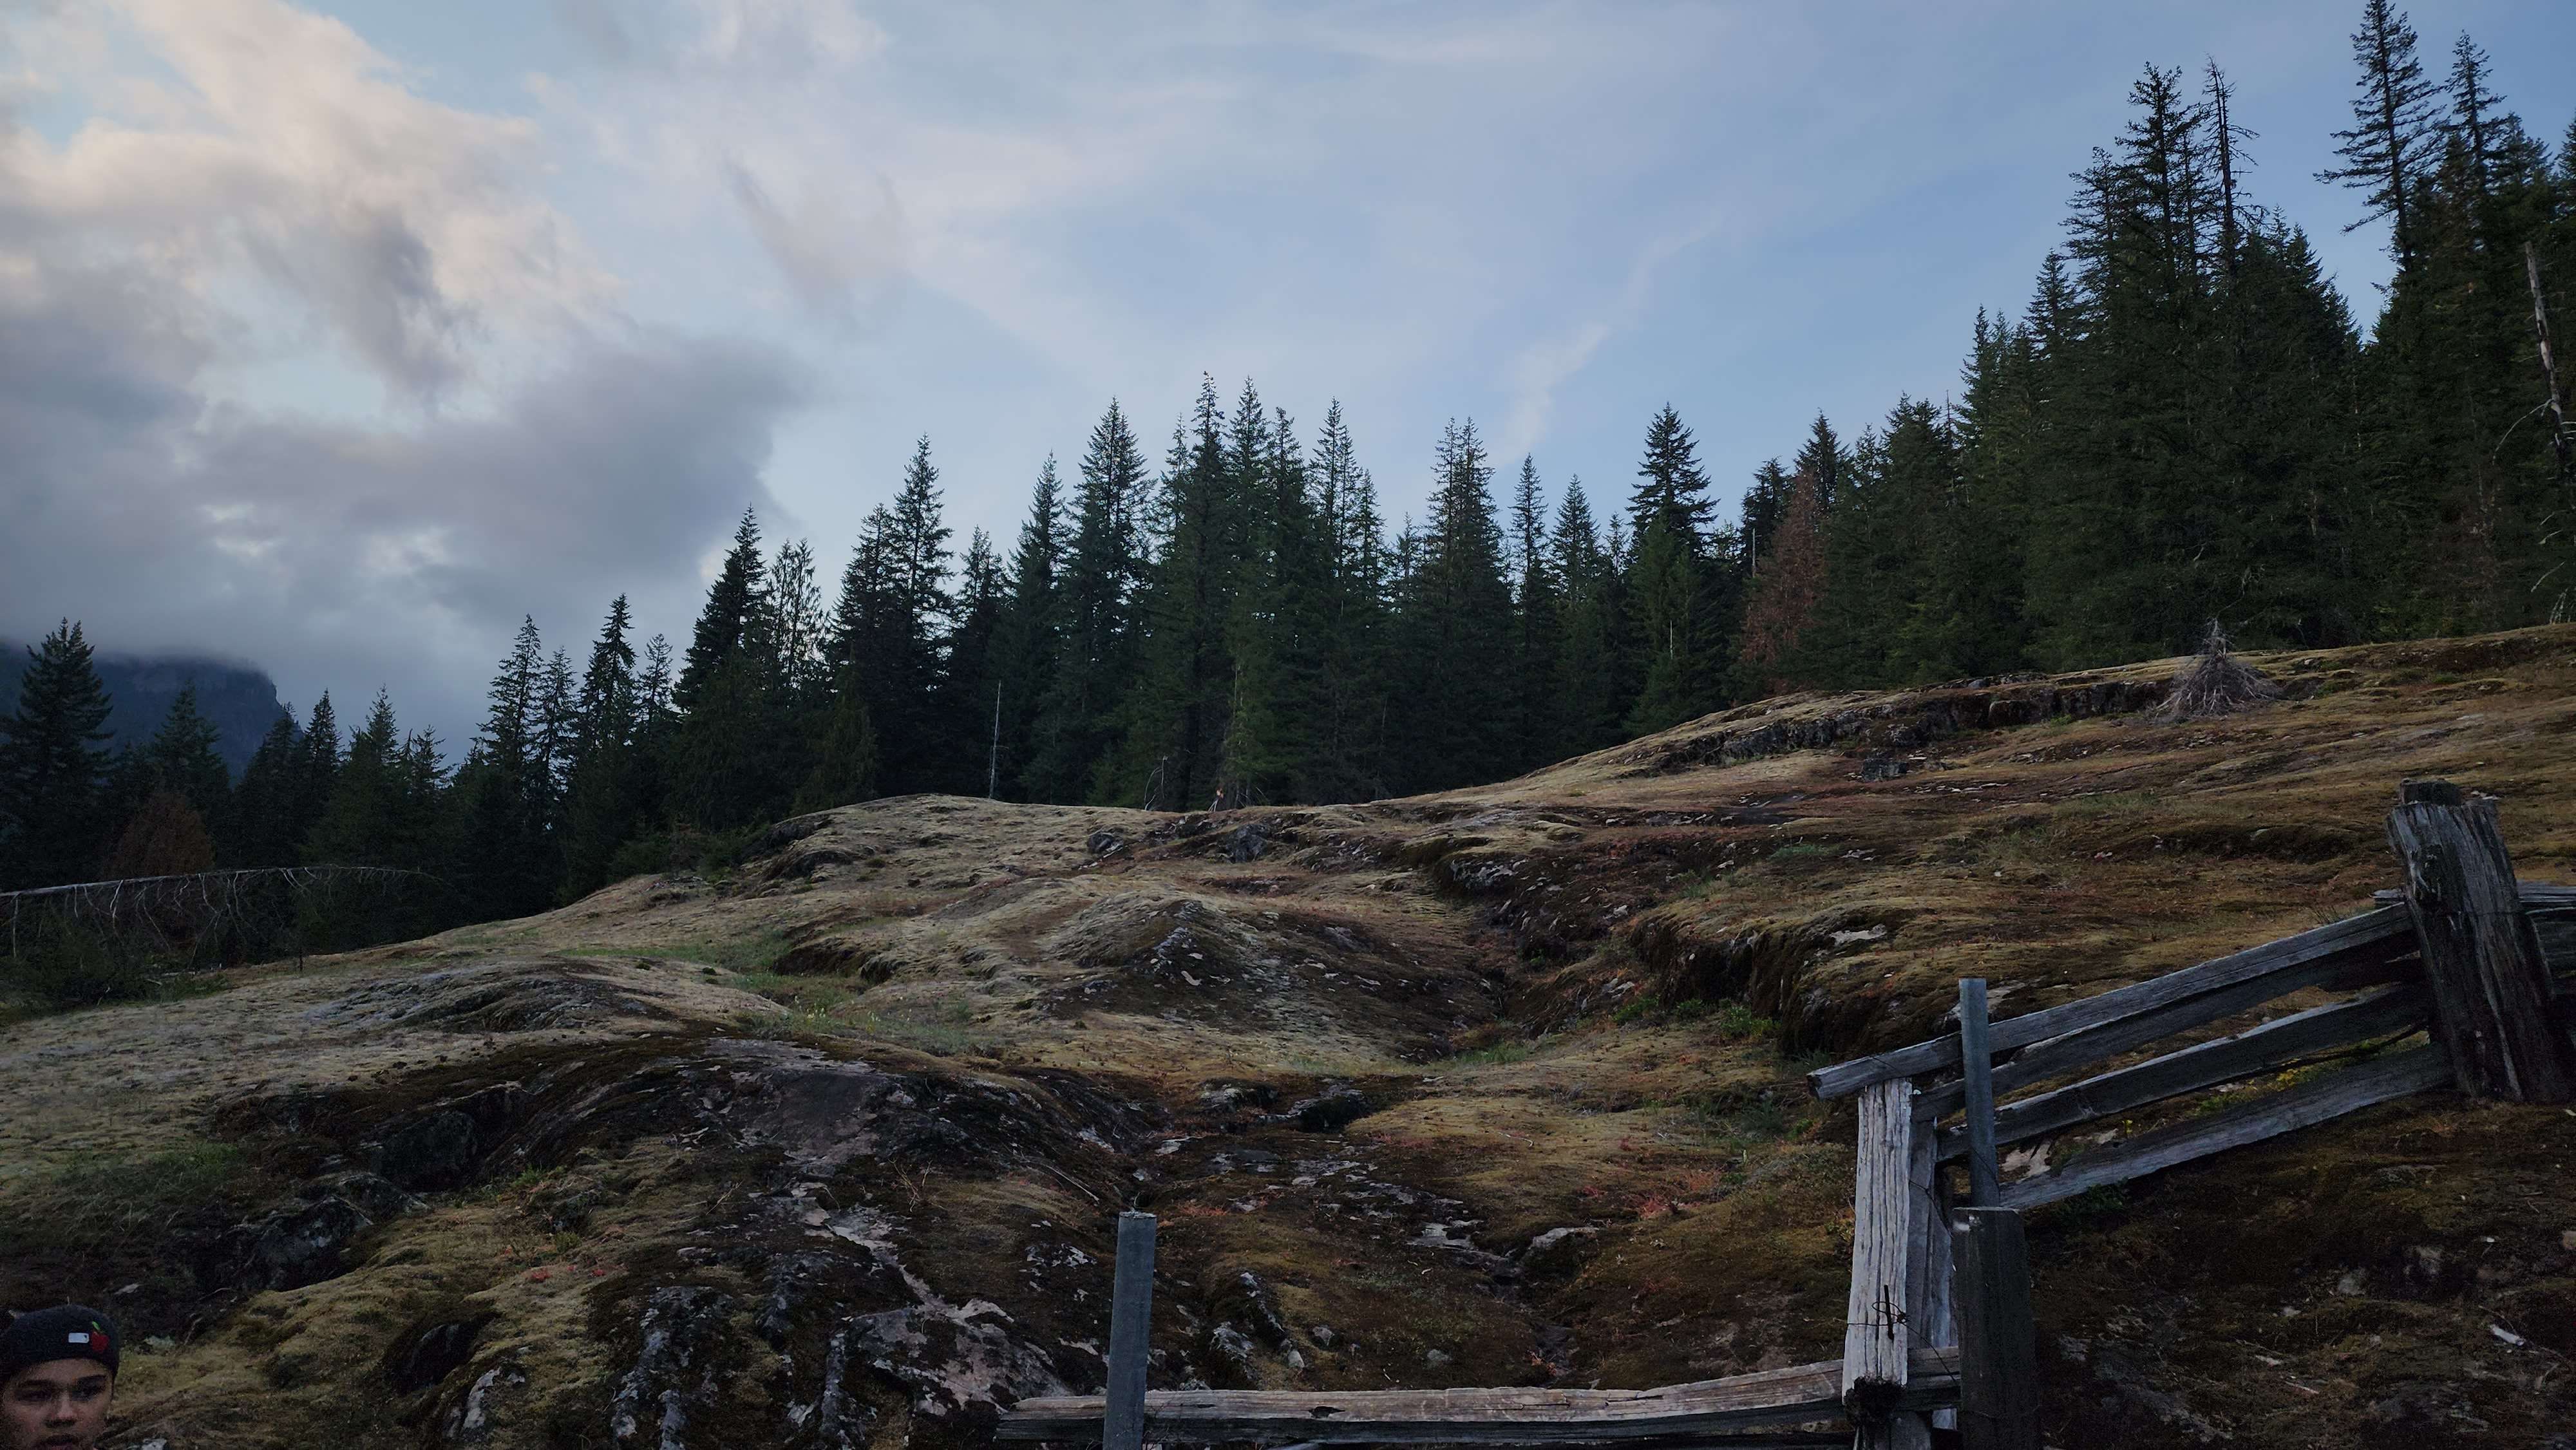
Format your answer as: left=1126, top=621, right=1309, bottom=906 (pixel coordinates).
left=3, top=3, right=2570, bottom=930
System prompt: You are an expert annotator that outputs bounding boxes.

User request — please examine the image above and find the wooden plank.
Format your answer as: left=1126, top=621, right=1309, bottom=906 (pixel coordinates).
left=2374, top=883, right=2576, bottom=907
left=1842, top=1079, right=1914, bottom=1421
left=1104, top=1212, right=1157, bottom=1450
left=1958, top=978, right=2002, bottom=1207
left=1934, top=983, right=2430, bottom=1162
left=1810, top=907, right=2411, bottom=1099
left=1996, top=1044, right=2454, bottom=1211
left=2387, top=782, right=2575, bottom=1102
left=1913, top=938, right=2418, bottom=1125
left=1904, top=1110, right=1956, bottom=1439
left=997, top=1348, right=1964, bottom=1444
left=1951, top=1209, right=2040, bottom=1450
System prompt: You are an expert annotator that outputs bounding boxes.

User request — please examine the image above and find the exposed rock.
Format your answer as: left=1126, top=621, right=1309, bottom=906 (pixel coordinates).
left=308, top=1169, right=422, bottom=1221
left=1520, top=1225, right=1600, bottom=1277
left=1214, top=1270, right=1291, bottom=1347
left=373, top=1110, right=480, bottom=1191
left=388, top=1316, right=489, bottom=1394
left=1283, top=1088, right=1378, bottom=1133
left=224, top=1195, right=374, bottom=1292
left=442, top=1354, right=526, bottom=1444
left=609, top=1286, right=736, bottom=1446
left=1208, top=1324, right=1259, bottom=1382
left=1086, top=829, right=1129, bottom=858
left=1224, top=822, right=1272, bottom=862
left=1859, top=754, right=1908, bottom=781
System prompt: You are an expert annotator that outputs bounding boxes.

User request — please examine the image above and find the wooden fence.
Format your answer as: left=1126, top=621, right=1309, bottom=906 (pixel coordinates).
left=999, top=780, right=2576, bottom=1450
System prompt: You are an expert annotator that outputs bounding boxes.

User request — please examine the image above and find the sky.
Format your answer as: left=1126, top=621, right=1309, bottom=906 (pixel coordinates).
left=4, top=0, right=2573, bottom=749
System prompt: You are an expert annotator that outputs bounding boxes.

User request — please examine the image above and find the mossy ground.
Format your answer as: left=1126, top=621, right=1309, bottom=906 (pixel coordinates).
left=3, top=627, right=2572, bottom=1445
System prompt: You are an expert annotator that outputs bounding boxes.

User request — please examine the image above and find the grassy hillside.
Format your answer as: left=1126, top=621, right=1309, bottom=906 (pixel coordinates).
left=4, top=626, right=2572, bottom=1448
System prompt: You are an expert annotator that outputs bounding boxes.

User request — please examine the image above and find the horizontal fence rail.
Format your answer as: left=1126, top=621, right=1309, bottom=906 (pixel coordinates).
left=1810, top=907, right=2415, bottom=1101
left=999, top=1348, right=1964, bottom=1444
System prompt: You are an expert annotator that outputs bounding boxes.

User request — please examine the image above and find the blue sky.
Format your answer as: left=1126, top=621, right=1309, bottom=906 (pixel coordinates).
left=3, top=0, right=2571, bottom=746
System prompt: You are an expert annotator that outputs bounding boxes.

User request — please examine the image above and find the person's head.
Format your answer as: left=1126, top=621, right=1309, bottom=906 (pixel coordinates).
left=0, top=1307, right=118, bottom=1450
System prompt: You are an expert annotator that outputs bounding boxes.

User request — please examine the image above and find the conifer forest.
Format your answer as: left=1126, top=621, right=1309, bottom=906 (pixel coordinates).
left=6, top=3, right=2575, bottom=942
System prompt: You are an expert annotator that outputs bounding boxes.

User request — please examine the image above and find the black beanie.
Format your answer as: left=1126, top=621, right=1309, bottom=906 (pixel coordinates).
left=0, top=1306, right=120, bottom=1384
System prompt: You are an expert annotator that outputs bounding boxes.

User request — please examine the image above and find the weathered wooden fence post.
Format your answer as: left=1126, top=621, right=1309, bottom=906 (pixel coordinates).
left=1845, top=1078, right=1931, bottom=1449
left=1104, top=1211, right=1157, bottom=1450
left=2385, top=780, right=2575, bottom=1102
left=1958, top=977, right=2003, bottom=1208
left=1953, top=1207, right=2040, bottom=1450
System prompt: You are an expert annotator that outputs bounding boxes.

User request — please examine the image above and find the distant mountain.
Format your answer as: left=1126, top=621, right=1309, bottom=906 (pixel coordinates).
left=0, top=643, right=287, bottom=777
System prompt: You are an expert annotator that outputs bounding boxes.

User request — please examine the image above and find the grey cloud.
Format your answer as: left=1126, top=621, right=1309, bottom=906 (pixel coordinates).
left=0, top=252, right=809, bottom=744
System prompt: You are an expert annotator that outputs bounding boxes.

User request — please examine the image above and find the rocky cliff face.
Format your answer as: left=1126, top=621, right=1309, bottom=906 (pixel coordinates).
left=3, top=628, right=2572, bottom=1449
left=0, top=645, right=285, bottom=773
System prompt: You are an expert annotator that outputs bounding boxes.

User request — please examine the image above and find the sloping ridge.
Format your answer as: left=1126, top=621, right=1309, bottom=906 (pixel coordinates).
left=2, top=625, right=2573, bottom=1448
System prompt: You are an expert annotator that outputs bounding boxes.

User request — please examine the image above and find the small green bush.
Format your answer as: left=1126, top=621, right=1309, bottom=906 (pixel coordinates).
left=1714, top=1001, right=1778, bottom=1039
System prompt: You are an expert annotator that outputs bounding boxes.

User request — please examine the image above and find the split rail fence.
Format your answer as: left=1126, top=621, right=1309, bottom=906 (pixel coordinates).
left=999, top=779, right=2576, bottom=1450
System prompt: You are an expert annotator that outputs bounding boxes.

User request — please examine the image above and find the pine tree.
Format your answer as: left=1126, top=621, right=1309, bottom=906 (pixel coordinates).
left=1630, top=406, right=1718, bottom=552
left=296, top=692, right=342, bottom=851
left=1391, top=419, right=1517, bottom=790
left=229, top=708, right=306, bottom=867
left=1549, top=480, right=1624, bottom=757
left=2319, top=0, right=2442, bottom=268
left=676, top=509, right=767, bottom=711
left=1119, top=378, right=1242, bottom=807
left=1738, top=465, right=1830, bottom=693
left=1033, top=401, right=1150, bottom=801
left=1624, top=409, right=1731, bottom=719
left=1508, top=456, right=1563, bottom=768
left=560, top=596, right=643, bottom=899
left=144, top=684, right=232, bottom=845
left=1624, top=513, right=1712, bottom=732
left=993, top=458, right=1065, bottom=800
left=873, top=438, right=954, bottom=793
left=1305, top=400, right=1391, bottom=800
left=942, top=528, right=1010, bottom=796
left=0, top=622, right=117, bottom=887
left=450, top=619, right=554, bottom=916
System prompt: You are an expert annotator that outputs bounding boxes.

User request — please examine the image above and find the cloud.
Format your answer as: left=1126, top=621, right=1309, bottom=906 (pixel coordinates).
left=0, top=0, right=612, bottom=402
left=1501, top=218, right=1725, bottom=459
left=0, top=0, right=807, bottom=739
left=724, top=158, right=906, bottom=325
left=0, top=253, right=804, bottom=732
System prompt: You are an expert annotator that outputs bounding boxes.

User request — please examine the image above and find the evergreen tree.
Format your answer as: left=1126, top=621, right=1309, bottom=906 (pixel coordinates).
left=144, top=684, right=231, bottom=844
left=1033, top=401, right=1150, bottom=801
left=2319, top=1, right=2443, bottom=269
left=560, top=597, right=645, bottom=899
left=1508, top=455, right=1563, bottom=768
left=1738, top=466, right=1830, bottom=692
left=941, top=529, right=1010, bottom=796
left=1624, top=514, right=1712, bottom=732
left=229, top=708, right=306, bottom=867
left=1391, top=419, right=1517, bottom=789
left=296, top=692, right=342, bottom=854
left=873, top=438, right=954, bottom=793
left=992, top=458, right=1065, bottom=799
left=450, top=618, right=555, bottom=917
left=1305, top=400, right=1391, bottom=800
left=1119, top=378, right=1243, bottom=807
left=0, top=622, right=116, bottom=887
left=1549, top=480, right=1625, bottom=757
left=1629, top=405, right=1718, bottom=552
left=675, top=509, right=768, bottom=711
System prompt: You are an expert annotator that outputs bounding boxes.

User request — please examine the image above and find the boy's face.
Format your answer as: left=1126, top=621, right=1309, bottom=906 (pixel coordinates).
left=1, top=1360, right=113, bottom=1450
